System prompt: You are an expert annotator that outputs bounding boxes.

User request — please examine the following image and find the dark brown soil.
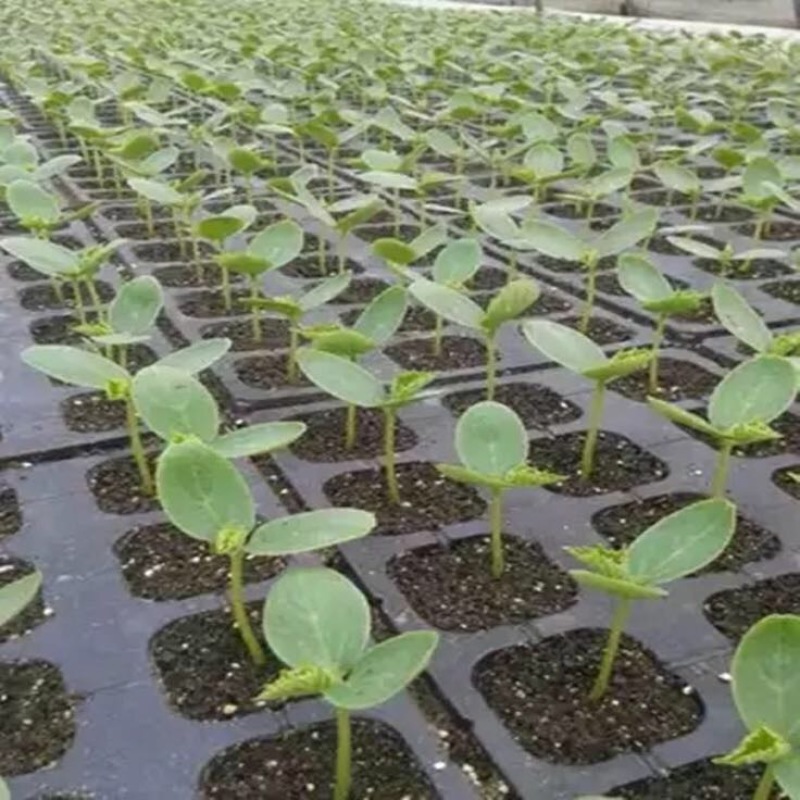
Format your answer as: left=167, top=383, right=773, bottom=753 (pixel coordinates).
left=385, top=336, right=490, bottom=371
left=289, top=407, right=417, bottom=462
left=704, top=573, right=800, bottom=642
left=61, top=391, right=126, bottom=432
left=443, top=382, right=581, bottom=430
left=18, top=281, right=114, bottom=312
left=234, top=354, right=312, bottom=391
left=114, top=522, right=284, bottom=600
left=534, top=254, right=617, bottom=274
left=132, top=240, right=212, bottom=262
left=635, top=190, right=698, bottom=207
left=356, top=223, right=421, bottom=242
left=0, top=557, right=46, bottom=643
left=30, top=315, right=92, bottom=346
left=86, top=452, right=160, bottom=514
left=688, top=204, right=754, bottom=223
left=388, top=535, right=577, bottom=631
left=531, top=431, right=668, bottom=496
left=693, top=257, right=790, bottom=280
left=464, top=266, right=508, bottom=291
left=610, top=358, right=719, bottom=402
left=177, top=289, right=250, bottom=318
left=324, top=461, right=485, bottom=535
left=736, top=220, right=800, bottom=240
left=532, top=291, right=574, bottom=315
left=280, top=256, right=362, bottom=278
left=647, top=233, right=723, bottom=256
left=152, top=264, right=239, bottom=288
left=102, top=204, right=165, bottom=223
left=0, top=488, right=21, bottom=538
left=0, top=660, right=75, bottom=776
left=200, top=318, right=290, bottom=351
left=114, top=221, right=180, bottom=239
left=150, top=603, right=279, bottom=720
left=560, top=315, right=633, bottom=345
left=200, top=719, right=436, bottom=799
left=592, top=492, right=780, bottom=574
left=473, top=629, right=702, bottom=765
left=761, top=280, right=800, bottom=305
left=544, top=202, right=617, bottom=220
left=773, top=464, right=800, bottom=499
left=614, top=759, right=778, bottom=799
left=328, top=277, right=392, bottom=305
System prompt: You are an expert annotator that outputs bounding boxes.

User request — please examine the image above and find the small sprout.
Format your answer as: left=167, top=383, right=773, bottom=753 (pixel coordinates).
left=437, top=401, right=562, bottom=578
left=714, top=614, right=800, bottom=800
left=157, top=442, right=375, bottom=665
left=568, top=498, right=735, bottom=701
left=667, top=234, right=785, bottom=278
left=522, top=320, right=651, bottom=480
left=648, top=356, right=797, bottom=497
left=410, top=274, right=539, bottom=400
left=712, top=281, right=800, bottom=359
left=259, top=567, right=438, bottom=800
left=296, top=348, right=435, bottom=503
left=617, top=252, right=705, bottom=393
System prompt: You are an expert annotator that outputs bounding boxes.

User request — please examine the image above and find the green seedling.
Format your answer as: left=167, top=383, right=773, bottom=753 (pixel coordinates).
left=301, top=284, right=408, bottom=446
left=712, top=281, right=800, bottom=360
left=437, top=401, right=563, bottom=578
left=556, top=166, right=635, bottom=225
left=522, top=320, right=652, bottom=480
left=227, top=144, right=271, bottom=202
left=0, top=134, right=80, bottom=186
left=410, top=275, right=539, bottom=400
left=157, top=441, right=375, bottom=665
left=296, top=348, right=435, bottom=503
left=617, top=252, right=705, bottom=392
left=520, top=208, right=658, bottom=332
left=73, top=275, right=164, bottom=365
left=667, top=234, right=785, bottom=278
left=0, top=235, right=125, bottom=323
left=258, top=567, right=438, bottom=800
left=648, top=355, right=797, bottom=497
left=568, top=498, right=735, bottom=700
left=6, top=178, right=93, bottom=238
left=21, top=337, right=231, bottom=494
left=652, top=160, right=703, bottom=218
left=369, top=223, right=450, bottom=281
left=736, top=156, right=800, bottom=240
left=220, top=219, right=305, bottom=325
left=715, top=614, right=800, bottom=800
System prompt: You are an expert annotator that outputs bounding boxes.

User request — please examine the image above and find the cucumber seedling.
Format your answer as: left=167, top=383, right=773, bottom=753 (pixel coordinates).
left=437, top=401, right=563, bottom=578
left=258, top=567, right=438, bottom=800
left=568, top=498, right=735, bottom=700
left=522, top=320, right=652, bottom=480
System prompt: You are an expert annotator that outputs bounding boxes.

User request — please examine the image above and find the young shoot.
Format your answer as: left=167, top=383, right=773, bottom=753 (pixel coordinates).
left=437, top=401, right=562, bottom=578
left=21, top=337, right=232, bottom=494
left=521, top=208, right=658, bottom=332
left=0, top=236, right=125, bottom=323
left=568, top=498, right=735, bottom=701
left=410, top=275, right=540, bottom=400
left=648, top=355, right=797, bottom=497
left=6, top=178, right=93, bottom=238
left=296, top=348, right=435, bottom=503
left=667, top=234, right=785, bottom=278
left=258, top=567, right=438, bottom=800
left=652, top=160, right=703, bottom=218
left=157, top=441, right=375, bottom=665
left=522, top=320, right=652, bottom=480
left=712, top=281, right=800, bottom=358
left=617, top=252, right=705, bottom=392
left=715, top=614, right=800, bottom=800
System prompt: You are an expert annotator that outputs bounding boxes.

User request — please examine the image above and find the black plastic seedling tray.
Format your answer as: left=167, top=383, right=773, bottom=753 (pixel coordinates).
left=3, top=76, right=800, bottom=800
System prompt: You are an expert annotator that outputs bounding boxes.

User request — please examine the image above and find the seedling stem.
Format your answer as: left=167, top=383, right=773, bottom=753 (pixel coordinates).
left=754, top=766, right=775, bottom=800
left=489, top=488, right=504, bottom=579
left=590, top=596, right=631, bottom=701
left=649, top=314, right=667, bottom=393
left=125, top=393, right=153, bottom=495
left=384, top=406, right=400, bottom=503
left=581, top=381, right=605, bottom=479
left=228, top=548, right=267, bottom=665
left=334, top=707, right=352, bottom=800
left=711, top=441, right=734, bottom=498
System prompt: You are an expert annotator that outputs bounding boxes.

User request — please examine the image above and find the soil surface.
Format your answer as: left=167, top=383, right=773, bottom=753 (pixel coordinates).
left=0, top=488, right=21, bottom=538
left=61, top=391, right=126, bottom=432
left=234, top=354, right=312, bottom=391
left=324, top=461, right=485, bottom=535
left=200, top=318, right=290, bottom=351
left=200, top=719, right=436, bottom=799
left=610, top=358, right=719, bottom=403
left=0, top=557, right=46, bottom=642
left=18, top=281, right=114, bottom=312
left=385, top=335, right=490, bottom=371
left=473, top=629, right=702, bottom=765
left=388, top=535, right=577, bottom=631
left=86, top=452, right=160, bottom=514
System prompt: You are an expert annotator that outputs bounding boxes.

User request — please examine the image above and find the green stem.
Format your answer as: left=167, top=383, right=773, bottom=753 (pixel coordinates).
left=384, top=407, right=400, bottom=504
left=84, top=276, right=103, bottom=317
left=71, top=279, right=86, bottom=324
left=192, top=237, right=202, bottom=280
left=287, top=327, right=299, bottom=382
left=221, top=263, right=232, bottom=312
left=345, top=403, right=357, bottom=449
left=579, top=258, right=597, bottom=334
left=648, top=314, right=667, bottom=394
left=143, top=198, right=154, bottom=236
left=125, top=392, right=153, bottom=495
left=580, top=381, right=606, bottom=481
left=589, top=597, right=631, bottom=701
left=228, top=548, right=267, bottom=666
left=334, top=707, right=352, bottom=800
left=711, top=441, right=734, bottom=498
left=250, top=277, right=261, bottom=342
left=51, top=277, right=64, bottom=303
left=489, top=488, right=504, bottom=579
left=318, top=236, right=327, bottom=275
left=485, top=333, right=497, bottom=401
left=753, top=765, right=775, bottom=800
left=433, top=313, right=443, bottom=357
